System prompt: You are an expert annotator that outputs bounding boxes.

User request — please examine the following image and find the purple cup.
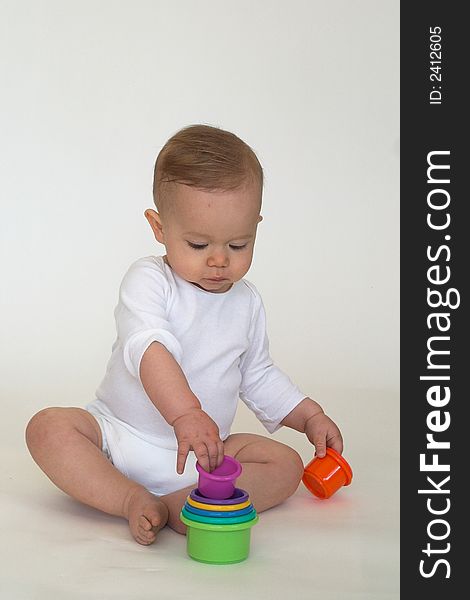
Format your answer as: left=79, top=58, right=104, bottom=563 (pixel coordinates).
left=190, top=487, right=249, bottom=505
left=196, top=455, right=242, bottom=499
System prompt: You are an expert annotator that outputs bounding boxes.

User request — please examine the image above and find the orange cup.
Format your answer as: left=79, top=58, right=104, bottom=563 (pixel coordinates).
left=302, top=447, right=353, bottom=499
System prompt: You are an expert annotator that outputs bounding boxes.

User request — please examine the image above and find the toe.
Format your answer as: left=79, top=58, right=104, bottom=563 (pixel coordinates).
left=139, top=515, right=152, bottom=531
left=136, top=535, right=153, bottom=546
left=147, top=504, right=167, bottom=527
left=135, top=526, right=156, bottom=545
left=138, top=524, right=155, bottom=538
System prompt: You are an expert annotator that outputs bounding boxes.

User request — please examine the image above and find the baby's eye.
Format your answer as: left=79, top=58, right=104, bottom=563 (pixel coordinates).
left=229, top=244, right=248, bottom=251
left=187, top=242, right=208, bottom=250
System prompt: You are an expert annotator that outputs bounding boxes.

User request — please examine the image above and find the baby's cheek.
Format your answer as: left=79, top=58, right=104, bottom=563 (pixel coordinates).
left=186, top=253, right=205, bottom=273
left=168, top=253, right=196, bottom=281
left=238, top=254, right=254, bottom=274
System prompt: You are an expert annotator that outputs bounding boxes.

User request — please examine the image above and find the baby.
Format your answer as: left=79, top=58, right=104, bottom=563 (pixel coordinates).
left=26, top=124, right=343, bottom=545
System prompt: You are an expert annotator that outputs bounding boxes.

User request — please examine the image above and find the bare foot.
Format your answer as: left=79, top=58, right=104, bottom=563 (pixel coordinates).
left=124, top=486, right=169, bottom=545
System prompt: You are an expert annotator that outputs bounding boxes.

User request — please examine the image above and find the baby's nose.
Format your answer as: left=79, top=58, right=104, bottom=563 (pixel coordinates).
left=207, top=250, right=229, bottom=268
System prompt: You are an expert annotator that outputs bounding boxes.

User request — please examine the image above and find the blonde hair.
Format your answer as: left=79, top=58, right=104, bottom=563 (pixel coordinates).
left=153, top=124, right=263, bottom=215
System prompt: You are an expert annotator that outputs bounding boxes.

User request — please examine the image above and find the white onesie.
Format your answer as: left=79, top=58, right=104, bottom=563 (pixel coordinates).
left=87, top=256, right=306, bottom=495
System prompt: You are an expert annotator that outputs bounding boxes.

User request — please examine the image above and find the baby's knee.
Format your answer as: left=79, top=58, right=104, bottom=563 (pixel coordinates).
left=276, top=444, right=305, bottom=488
left=262, top=441, right=304, bottom=499
left=25, top=407, right=67, bottom=451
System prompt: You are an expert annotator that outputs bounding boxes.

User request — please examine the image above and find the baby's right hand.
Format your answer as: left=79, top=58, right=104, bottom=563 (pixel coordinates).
left=172, top=408, right=224, bottom=474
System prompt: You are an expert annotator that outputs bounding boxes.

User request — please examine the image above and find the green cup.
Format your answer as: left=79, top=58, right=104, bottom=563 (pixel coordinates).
left=180, top=512, right=259, bottom=564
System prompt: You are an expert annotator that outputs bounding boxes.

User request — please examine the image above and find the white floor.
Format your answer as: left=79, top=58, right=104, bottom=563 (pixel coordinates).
left=1, top=389, right=399, bottom=599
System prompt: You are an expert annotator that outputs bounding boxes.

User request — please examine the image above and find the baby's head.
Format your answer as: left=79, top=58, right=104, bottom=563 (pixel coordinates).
left=145, top=124, right=264, bottom=293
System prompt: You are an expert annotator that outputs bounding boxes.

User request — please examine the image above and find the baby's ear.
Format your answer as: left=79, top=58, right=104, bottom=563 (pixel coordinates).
left=144, top=209, right=165, bottom=243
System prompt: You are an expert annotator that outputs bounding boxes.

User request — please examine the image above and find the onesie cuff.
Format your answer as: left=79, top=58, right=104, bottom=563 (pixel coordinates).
left=242, top=389, right=307, bottom=434
left=123, top=329, right=183, bottom=379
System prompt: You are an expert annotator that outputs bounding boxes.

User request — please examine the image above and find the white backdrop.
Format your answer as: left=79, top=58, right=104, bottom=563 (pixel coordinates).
left=0, top=0, right=399, bottom=454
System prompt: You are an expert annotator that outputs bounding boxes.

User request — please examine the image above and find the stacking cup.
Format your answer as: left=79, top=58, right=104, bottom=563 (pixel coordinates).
left=196, top=455, right=242, bottom=499
left=190, top=487, right=249, bottom=506
left=184, top=502, right=254, bottom=518
left=187, top=496, right=251, bottom=513
left=181, top=506, right=257, bottom=525
left=180, top=485, right=259, bottom=564
left=302, top=447, right=353, bottom=499
left=180, top=512, right=259, bottom=564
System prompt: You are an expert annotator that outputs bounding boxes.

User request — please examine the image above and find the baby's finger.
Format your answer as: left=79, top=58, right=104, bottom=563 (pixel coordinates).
left=313, top=433, right=327, bottom=458
left=177, top=441, right=190, bottom=474
left=193, top=442, right=210, bottom=473
left=327, top=434, right=344, bottom=455
left=207, top=439, right=224, bottom=472
left=216, top=440, right=225, bottom=469
left=206, top=443, right=219, bottom=473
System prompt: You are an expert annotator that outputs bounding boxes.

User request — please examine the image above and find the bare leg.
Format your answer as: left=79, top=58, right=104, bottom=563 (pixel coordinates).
left=160, top=432, right=305, bottom=535
left=225, top=433, right=305, bottom=511
left=25, top=407, right=169, bottom=545
left=27, top=410, right=303, bottom=540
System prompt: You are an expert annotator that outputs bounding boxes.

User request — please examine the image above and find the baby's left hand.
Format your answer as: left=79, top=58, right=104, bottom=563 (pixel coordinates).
left=304, top=412, right=343, bottom=457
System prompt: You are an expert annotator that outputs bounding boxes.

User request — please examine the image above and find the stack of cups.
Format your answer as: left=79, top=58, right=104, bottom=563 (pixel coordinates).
left=180, top=456, right=259, bottom=564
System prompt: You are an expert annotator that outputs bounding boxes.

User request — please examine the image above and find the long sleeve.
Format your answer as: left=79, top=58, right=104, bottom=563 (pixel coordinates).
left=115, top=257, right=183, bottom=379
left=239, top=287, right=306, bottom=433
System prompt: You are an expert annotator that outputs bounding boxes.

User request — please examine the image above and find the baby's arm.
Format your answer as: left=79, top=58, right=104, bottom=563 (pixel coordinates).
left=280, top=397, right=343, bottom=457
left=140, top=342, right=224, bottom=473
